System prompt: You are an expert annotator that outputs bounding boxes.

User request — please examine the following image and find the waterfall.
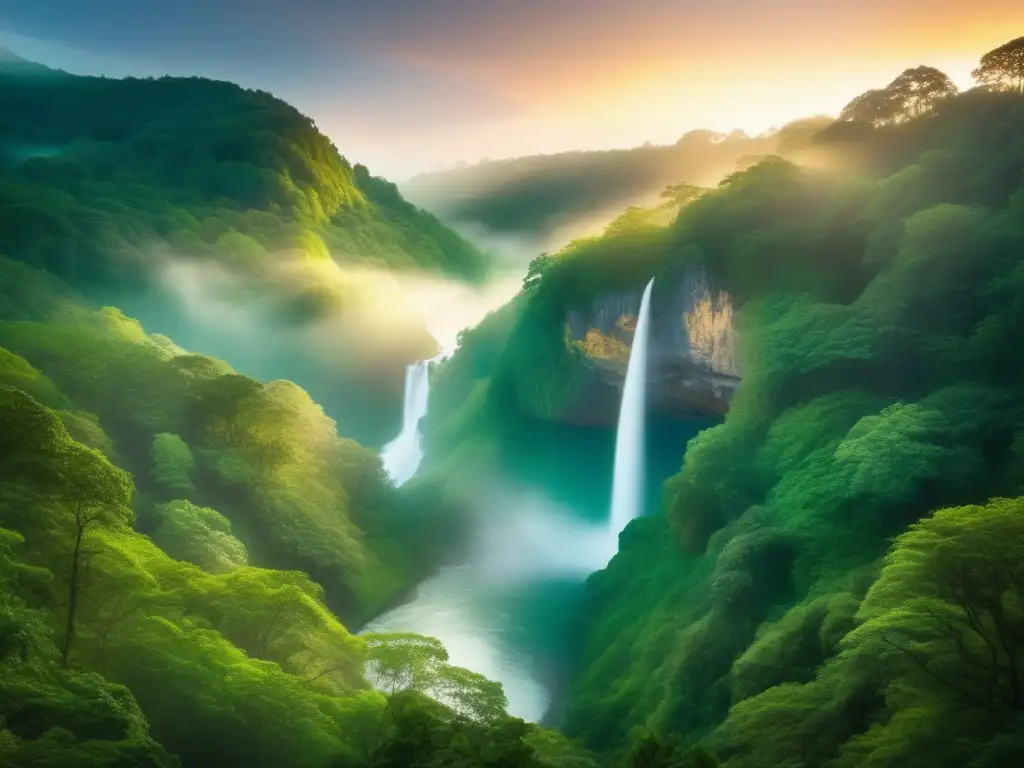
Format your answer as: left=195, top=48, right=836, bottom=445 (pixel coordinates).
left=381, top=355, right=437, bottom=486
left=608, top=278, right=655, bottom=536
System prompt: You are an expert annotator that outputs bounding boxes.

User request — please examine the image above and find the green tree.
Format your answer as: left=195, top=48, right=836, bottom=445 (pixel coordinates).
left=364, top=632, right=450, bottom=696
left=0, top=525, right=177, bottom=768
left=887, top=66, right=959, bottom=119
left=150, top=433, right=196, bottom=494
left=833, top=403, right=948, bottom=503
left=150, top=499, right=247, bottom=573
left=625, top=732, right=718, bottom=768
left=841, top=67, right=957, bottom=126
left=54, top=442, right=134, bottom=667
left=187, top=373, right=263, bottom=445
left=839, top=88, right=898, bottom=126
left=432, top=664, right=508, bottom=723
left=659, top=183, right=707, bottom=209
left=359, top=632, right=512, bottom=762
left=0, top=528, right=52, bottom=664
left=972, top=36, right=1024, bottom=93
left=214, top=230, right=267, bottom=271
left=850, top=497, right=1024, bottom=715
left=0, top=384, right=72, bottom=466
left=523, top=254, right=554, bottom=291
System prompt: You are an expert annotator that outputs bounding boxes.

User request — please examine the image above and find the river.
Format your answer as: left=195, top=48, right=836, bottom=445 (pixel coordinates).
left=365, top=416, right=706, bottom=722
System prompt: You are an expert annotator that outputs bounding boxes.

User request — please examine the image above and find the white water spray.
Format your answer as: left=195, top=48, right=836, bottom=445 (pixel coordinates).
left=608, top=278, right=655, bottom=536
left=381, top=355, right=439, bottom=486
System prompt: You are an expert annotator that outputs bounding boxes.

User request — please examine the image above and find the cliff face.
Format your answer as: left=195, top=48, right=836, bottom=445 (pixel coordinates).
left=560, top=268, right=739, bottom=425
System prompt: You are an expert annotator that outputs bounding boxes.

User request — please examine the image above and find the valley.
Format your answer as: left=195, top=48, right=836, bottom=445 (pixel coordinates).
left=2, top=28, right=1024, bottom=768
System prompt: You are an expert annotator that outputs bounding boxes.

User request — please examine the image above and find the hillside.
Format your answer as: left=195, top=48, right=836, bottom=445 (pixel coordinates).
left=0, top=257, right=463, bottom=627
left=6, top=30, right=1024, bottom=768
left=0, top=254, right=631, bottom=768
left=0, top=50, right=489, bottom=286
left=0, top=50, right=497, bottom=444
left=399, top=120, right=832, bottom=254
left=0, top=52, right=620, bottom=768
left=423, top=54, right=1024, bottom=766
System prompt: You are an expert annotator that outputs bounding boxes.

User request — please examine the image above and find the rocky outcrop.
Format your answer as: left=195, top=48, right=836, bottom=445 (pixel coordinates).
left=560, top=268, right=740, bottom=425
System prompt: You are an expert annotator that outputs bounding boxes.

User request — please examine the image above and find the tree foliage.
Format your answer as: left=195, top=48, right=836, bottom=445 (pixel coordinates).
left=0, top=60, right=489, bottom=287
left=149, top=500, right=247, bottom=573
left=149, top=434, right=195, bottom=494
left=5, top=34, right=1024, bottom=768
left=0, top=368, right=605, bottom=767
left=973, top=37, right=1024, bottom=94
left=431, top=39, right=1024, bottom=767
left=840, top=66, right=958, bottom=126
left=0, top=252, right=619, bottom=767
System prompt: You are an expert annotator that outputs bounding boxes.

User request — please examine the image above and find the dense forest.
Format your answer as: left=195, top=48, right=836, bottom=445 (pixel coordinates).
left=424, top=36, right=1024, bottom=767
left=0, top=265, right=714, bottom=767
left=0, top=46, right=698, bottom=768
left=3, top=31, right=1024, bottom=768
left=0, top=256, right=638, bottom=767
left=0, top=49, right=496, bottom=444
left=0, top=49, right=489, bottom=289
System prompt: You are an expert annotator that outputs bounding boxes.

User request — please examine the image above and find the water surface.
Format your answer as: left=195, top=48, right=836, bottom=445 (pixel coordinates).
left=365, top=416, right=705, bottom=721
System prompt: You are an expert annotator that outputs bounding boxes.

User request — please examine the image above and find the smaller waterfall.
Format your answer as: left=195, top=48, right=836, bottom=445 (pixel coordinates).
left=381, top=355, right=438, bottom=486
left=608, top=278, right=655, bottom=536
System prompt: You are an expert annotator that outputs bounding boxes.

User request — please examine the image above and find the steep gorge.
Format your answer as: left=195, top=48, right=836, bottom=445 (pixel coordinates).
left=422, top=86, right=1024, bottom=766
left=559, top=267, right=739, bottom=426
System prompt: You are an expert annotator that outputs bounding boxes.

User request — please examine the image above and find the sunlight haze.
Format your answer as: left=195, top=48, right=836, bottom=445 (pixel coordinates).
left=1, top=1, right=1021, bottom=177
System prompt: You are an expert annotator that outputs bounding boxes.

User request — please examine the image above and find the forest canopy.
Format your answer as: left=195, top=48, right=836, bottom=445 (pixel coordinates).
left=0, top=53, right=490, bottom=294
left=424, top=38, right=1024, bottom=767
left=5, top=32, right=1024, bottom=768
left=0, top=253, right=615, bottom=768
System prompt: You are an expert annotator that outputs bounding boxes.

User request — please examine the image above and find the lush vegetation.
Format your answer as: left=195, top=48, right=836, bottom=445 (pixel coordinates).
left=6, top=31, right=1024, bottom=768
left=427, top=38, right=1024, bottom=766
left=0, top=48, right=499, bottom=447
left=0, top=64, right=700, bottom=763
left=0, top=256, right=474, bottom=627
left=0, top=254, right=629, bottom=767
left=568, top=53, right=1024, bottom=765
left=0, top=50, right=489, bottom=290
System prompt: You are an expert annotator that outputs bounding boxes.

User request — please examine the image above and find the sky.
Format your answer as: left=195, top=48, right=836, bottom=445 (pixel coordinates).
left=1, top=1, right=1022, bottom=179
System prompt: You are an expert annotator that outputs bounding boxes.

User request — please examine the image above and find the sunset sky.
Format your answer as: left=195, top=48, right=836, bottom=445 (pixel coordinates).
left=1, top=1, right=1021, bottom=179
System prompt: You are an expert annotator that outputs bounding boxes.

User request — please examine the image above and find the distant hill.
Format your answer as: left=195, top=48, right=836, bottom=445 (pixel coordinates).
left=0, top=51, right=489, bottom=286
left=399, top=130, right=773, bottom=248
left=400, top=119, right=836, bottom=256
left=0, top=46, right=64, bottom=77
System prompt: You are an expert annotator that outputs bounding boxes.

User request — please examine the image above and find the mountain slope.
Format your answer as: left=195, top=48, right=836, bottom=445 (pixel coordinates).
left=398, top=126, right=813, bottom=253
left=0, top=50, right=494, bottom=444
left=424, top=79, right=1024, bottom=766
left=0, top=50, right=489, bottom=286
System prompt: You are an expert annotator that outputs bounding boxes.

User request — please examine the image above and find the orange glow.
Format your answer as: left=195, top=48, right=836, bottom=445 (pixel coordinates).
left=366, top=4, right=1024, bottom=173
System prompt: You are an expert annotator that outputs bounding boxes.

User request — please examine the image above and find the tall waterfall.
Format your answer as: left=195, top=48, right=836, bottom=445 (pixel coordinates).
left=381, top=356, right=437, bottom=486
left=608, top=278, right=655, bottom=536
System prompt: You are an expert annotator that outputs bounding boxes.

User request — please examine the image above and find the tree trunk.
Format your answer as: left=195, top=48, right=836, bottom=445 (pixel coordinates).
left=61, top=524, right=84, bottom=668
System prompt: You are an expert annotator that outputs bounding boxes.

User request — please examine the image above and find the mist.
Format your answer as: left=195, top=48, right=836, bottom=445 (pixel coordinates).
left=446, top=200, right=649, bottom=268
left=370, top=266, right=524, bottom=354
left=364, top=475, right=618, bottom=723
left=104, top=245, right=525, bottom=445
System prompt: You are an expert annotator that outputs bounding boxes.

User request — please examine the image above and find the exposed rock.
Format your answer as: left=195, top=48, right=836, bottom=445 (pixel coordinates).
left=561, top=268, right=739, bottom=425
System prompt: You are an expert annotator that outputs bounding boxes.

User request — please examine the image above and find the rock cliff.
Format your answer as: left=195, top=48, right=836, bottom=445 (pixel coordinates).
left=560, top=268, right=739, bottom=425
